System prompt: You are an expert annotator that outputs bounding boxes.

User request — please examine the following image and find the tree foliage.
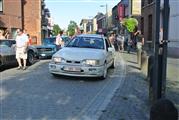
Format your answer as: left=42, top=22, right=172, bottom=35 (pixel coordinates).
left=67, top=21, right=78, bottom=36
left=52, top=24, right=61, bottom=36
left=121, top=18, right=138, bottom=32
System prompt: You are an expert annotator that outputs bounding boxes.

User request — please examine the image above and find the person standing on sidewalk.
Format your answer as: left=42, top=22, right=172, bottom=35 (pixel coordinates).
left=15, top=29, right=29, bottom=70
left=109, top=32, right=115, bottom=45
left=135, top=31, right=144, bottom=65
left=55, top=31, right=64, bottom=49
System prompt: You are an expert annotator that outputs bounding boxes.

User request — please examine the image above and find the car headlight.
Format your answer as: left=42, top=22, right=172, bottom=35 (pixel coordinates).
left=52, top=57, right=64, bottom=63
left=82, top=60, right=100, bottom=66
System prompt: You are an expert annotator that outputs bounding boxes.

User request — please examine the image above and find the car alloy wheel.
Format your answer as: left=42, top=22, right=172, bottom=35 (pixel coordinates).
left=27, top=51, right=34, bottom=65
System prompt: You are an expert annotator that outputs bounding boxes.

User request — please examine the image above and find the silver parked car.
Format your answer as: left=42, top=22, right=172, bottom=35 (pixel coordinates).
left=0, top=39, right=38, bottom=67
left=49, top=34, right=115, bottom=79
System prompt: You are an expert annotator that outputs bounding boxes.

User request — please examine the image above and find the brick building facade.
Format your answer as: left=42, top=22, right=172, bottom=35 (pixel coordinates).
left=0, top=0, right=22, bottom=39
left=23, top=0, right=42, bottom=45
left=0, top=0, right=49, bottom=45
left=141, top=0, right=155, bottom=51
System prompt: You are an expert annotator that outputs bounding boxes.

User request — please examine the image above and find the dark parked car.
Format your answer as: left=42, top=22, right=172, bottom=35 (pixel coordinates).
left=35, top=37, right=57, bottom=59
left=0, top=39, right=38, bottom=67
left=36, top=36, right=70, bottom=59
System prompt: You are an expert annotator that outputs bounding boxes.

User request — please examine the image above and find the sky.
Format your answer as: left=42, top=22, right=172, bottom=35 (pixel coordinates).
left=45, top=0, right=121, bottom=30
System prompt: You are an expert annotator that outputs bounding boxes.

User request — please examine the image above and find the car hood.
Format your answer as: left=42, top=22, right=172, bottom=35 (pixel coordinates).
left=54, top=47, right=106, bottom=60
left=36, top=44, right=56, bottom=48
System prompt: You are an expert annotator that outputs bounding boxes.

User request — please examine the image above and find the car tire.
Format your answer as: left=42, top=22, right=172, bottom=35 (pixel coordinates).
left=27, top=51, right=35, bottom=65
left=100, top=63, right=107, bottom=80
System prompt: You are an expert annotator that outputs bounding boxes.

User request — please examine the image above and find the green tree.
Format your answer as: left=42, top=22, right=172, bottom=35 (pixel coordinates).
left=52, top=24, right=61, bottom=36
left=67, top=21, right=78, bottom=36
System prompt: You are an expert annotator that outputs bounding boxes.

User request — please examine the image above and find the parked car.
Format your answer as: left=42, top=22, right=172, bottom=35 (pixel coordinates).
left=36, top=36, right=70, bottom=59
left=36, top=37, right=57, bottom=59
left=49, top=34, right=115, bottom=79
left=0, top=39, right=38, bottom=67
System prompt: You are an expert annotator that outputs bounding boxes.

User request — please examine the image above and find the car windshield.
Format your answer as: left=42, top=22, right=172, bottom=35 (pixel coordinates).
left=66, top=36, right=104, bottom=49
left=62, top=36, right=70, bottom=45
left=42, top=37, right=56, bottom=45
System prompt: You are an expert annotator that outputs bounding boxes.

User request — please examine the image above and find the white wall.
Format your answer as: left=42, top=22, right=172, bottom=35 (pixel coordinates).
left=168, top=1, right=179, bottom=48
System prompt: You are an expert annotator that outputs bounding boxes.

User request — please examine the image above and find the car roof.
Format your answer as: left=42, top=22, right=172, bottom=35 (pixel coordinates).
left=76, top=34, right=104, bottom=38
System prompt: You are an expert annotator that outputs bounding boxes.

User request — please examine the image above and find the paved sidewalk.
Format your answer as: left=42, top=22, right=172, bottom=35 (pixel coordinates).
left=98, top=52, right=179, bottom=120
left=99, top=52, right=150, bottom=120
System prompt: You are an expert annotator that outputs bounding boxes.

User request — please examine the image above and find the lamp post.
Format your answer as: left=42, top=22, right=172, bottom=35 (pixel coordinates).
left=100, top=4, right=108, bottom=29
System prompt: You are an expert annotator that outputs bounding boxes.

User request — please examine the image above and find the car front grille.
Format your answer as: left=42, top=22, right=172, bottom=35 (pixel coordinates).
left=65, top=60, right=81, bottom=64
left=37, top=48, right=53, bottom=52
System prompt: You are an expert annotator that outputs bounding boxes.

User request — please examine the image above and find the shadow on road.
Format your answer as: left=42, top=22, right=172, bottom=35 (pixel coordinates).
left=51, top=74, right=104, bottom=82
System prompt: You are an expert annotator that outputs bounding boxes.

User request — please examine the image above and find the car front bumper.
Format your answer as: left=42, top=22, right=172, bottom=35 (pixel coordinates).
left=49, top=63, right=105, bottom=77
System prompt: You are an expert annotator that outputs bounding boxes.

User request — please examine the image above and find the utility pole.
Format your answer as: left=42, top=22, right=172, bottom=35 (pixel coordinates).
left=100, top=4, right=108, bottom=29
left=152, top=0, right=161, bottom=102
left=161, top=0, right=170, bottom=97
left=106, top=4, right=108, bottom=29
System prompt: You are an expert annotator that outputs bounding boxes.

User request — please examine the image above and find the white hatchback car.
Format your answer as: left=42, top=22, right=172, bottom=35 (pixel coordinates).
left=49, top=34, right=115, bottom=79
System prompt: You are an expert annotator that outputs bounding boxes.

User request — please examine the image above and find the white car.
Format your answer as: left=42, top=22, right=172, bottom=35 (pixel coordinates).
left=49, top=34, right=115, bottom=79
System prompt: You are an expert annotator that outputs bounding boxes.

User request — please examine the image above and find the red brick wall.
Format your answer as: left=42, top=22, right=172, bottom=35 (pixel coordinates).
left=23, top=0, right=41, bottom=45
left=0, top=0, right=22, bottom=31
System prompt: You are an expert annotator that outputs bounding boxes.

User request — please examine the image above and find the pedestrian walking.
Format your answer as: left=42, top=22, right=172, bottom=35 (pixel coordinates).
left=113, top=33, right=119, bottom=51
left=117, top=34, right=124, bottom=52
left=109, top=32, right=115, bottom=45
left=15, top=29, right=29, bottom=70
left=135, top=31, right=144, bottom=64
left=150, top=99, right=178, bottom=120
left=55, top=31, right=64, bottom=49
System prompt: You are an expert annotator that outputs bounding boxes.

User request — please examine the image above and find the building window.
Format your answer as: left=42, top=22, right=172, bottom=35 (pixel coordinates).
left=0, top=0, right=3, bottom=12
left=148, top=15, right=153, bottom=41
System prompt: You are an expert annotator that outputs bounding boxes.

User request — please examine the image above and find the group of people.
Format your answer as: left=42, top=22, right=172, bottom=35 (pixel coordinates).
left=108, top=32, right=125, bottom=52
left=108, top=29, right=144, bottom=53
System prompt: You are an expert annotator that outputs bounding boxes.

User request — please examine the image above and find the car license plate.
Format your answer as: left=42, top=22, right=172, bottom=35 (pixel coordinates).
left=41, top=54, right=46, bottom=56
left=63, top=66, right=81, bottom=72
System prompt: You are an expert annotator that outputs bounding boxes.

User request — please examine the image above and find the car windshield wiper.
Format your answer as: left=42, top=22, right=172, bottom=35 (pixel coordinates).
left=80, top=46, right=98, bottom=49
